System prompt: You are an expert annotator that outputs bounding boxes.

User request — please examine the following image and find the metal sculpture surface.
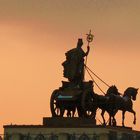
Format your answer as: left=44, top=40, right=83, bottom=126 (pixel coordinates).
left=91, top=85, right=120, bottom=126
left=113, top=87, right=138, bottom=126
left=62, top=38, right=90, bottom=86
left=91, top=86, right=138, bottom=126
left=50, top=32, right=138, bottom=127
left=50, top=31, right=94, bottom=118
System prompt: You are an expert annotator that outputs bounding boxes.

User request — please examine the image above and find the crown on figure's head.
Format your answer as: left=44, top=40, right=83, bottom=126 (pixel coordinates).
left=77, top=38, right=83, bottom=47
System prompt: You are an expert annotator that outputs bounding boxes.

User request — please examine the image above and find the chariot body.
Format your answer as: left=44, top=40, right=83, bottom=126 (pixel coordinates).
left=50, top=80, right=94, bottom=118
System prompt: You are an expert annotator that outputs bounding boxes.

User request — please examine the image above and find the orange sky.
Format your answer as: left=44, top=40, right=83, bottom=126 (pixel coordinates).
left=0, top=0, right=140, bottom=133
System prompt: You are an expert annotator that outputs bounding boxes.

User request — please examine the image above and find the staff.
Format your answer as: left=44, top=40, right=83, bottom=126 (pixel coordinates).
left=86, top=30, right=94, bottom=47
left=84, top=30, right=94, bottom=80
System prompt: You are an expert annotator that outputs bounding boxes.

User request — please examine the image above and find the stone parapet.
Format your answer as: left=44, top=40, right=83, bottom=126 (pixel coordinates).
left=3, top=124, right=140, bottom=140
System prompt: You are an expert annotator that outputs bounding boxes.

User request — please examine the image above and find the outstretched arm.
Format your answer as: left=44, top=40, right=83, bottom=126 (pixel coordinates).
left=84, top=46, right=90, bottom=56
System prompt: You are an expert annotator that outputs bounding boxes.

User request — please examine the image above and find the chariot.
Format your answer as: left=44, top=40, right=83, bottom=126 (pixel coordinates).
left=50, top=80, right=95, bottom=118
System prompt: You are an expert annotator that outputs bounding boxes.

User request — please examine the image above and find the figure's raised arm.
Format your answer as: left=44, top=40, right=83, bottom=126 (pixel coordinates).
left=84, top=46, right=90, bottom=56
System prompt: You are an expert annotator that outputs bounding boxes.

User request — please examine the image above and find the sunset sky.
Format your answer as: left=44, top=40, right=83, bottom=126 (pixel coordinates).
left=0, top=0, right=140, bottom=133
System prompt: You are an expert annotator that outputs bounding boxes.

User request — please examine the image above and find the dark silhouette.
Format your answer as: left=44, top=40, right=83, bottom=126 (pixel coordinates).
left=50, top=38, right=93, bottom=118
left=115, top=87, right=138, bottom=126
left=91, top=86, right=138, bottom=126
left=102, top=85, right=121, bottom=126
left=90, top=85, right=120, bottom=126
left=66, top=107, right=76, bottom=117
left=50, top=36, right=138, bottom=127
left=62, top=39, right=90, bottom=86
left=50, top=81, right=94, bottom=118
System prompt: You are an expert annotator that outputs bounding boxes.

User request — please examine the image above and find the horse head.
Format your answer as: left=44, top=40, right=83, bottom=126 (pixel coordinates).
left=124, top=87, right=139, bottom=101
left=106, top=85, right=120, bottom=96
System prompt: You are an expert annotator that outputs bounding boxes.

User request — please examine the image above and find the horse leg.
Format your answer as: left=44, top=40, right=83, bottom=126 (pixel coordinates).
left=66, top=111, right=69, bottom=117
left=130, top=109, right=136, bottom=124
left=67, top=110, right=71, bottom=117
left=92, top=108, right=97, bottom=119
left=69, top=111, right=71, bottom=117
left=112, top=116, right=116, bottom=126
left=122, top=111, right=125, bottom=127
left=72, top=107, right=76, bottom=117
left=77, top=105, right=83, bottom=117
left=133, top=111, right=136, bottom=124
left=109, top=115, right=112, bottom=126
left=101, top=110, right=106, bottom=125
left=72, top=110, right=74, bottom=117
left=112, top=110, right=117, bottom=126
left=60, top=107, right=65, bottom=117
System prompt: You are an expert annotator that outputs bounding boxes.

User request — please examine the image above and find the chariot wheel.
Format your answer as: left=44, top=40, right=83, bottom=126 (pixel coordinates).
left=50, top=89, right=64, bottom=117
left=81, top=91, right=95, bottom=118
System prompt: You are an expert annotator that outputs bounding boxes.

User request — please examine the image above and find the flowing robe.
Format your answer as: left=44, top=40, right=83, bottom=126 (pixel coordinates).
left=62, top=47, right=86, bottom=82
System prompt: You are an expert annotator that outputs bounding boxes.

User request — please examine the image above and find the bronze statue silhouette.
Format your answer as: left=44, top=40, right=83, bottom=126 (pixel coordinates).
left=90, top=85, right=120, bottom=126
left=66, top=107, right=76, bottom=117
left=50, top=89, right=77, bottom=117
left=50, top=81, right=94, bottom=118
left=114, top=87, right=138, bottom=126
left=102, top=85, right=121, bottom=126
left=91, top=86, right=138, bottom=126
left=50, top=32, right=95, bottom=118
left=62, top=38, right=90, bottom=86
left=50, top=33, right=138, bottom=127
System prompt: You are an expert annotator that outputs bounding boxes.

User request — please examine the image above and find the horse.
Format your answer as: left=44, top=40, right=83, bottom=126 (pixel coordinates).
left=101, top=85, right=121, bottom=126
left=55, top=100, right=77, bottom=117
left=114, top=87, right=138, bottom=126
left=66, top=105, right=76, bottom=117
left=94, top=86, right=138, bottom=126
left=92, top=85, right=120, bottom=126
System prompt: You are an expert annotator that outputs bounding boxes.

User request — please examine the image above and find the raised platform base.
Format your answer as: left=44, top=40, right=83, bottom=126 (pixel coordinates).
left=3, top=117, right=140, bottom=140
left=4, top=124, right=140, bottom=140
left=43, top=117, right=96, bottom=127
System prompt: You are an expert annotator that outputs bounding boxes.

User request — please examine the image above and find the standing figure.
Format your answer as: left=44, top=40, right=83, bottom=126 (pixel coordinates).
left=62, top=38, right=90, bottom=87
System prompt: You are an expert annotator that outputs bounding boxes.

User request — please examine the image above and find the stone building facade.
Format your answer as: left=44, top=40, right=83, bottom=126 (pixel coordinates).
left=3, top=118, right=140, bottom=140
left=3, top=125, right=140, bottom=140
